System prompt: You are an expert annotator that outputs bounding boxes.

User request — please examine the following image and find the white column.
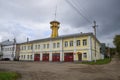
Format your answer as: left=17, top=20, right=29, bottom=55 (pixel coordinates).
left=40, top=53, right=42, bottom=61
left=49, top=39, right=52, bottom=61
left=40, top=43, right=43, bottom=61
left=49, top=39, right=53, bottom=52
left=88, top=36, right=92, bottom=61
left=74, top=37, right=77, bottom=61
left=60, top=51, right=64, bottom=61
left=32, top=53, right=34, bottom=61
left=49, top=52, right=52, bottom=61
left=60, top=38, right=64, bottom=62
left=32, top=43, right=35, bottom=61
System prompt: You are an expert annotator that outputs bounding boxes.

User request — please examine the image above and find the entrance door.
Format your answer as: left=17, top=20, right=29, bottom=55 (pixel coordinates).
left=42, top=54, right=49, bottom=61
left=52, top=53, right=60, bottom=62
left=78, top=54, right=82, bottom=61
left=34, top=54, right=40, bottom=61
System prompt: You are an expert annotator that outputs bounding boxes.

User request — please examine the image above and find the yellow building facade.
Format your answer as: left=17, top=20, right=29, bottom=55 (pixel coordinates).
left=19, top=33, right=103, bottom=62
left=19, top=20, right=103, bottom=62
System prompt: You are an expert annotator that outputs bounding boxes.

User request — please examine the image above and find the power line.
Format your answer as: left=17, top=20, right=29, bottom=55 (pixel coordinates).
left=71, top=0, right=93, bottom=20
left=65, top=0, right=92, bottom=23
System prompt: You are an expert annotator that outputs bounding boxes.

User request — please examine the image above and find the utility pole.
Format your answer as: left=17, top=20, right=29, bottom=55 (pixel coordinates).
left=93, top=21, right=97, bottom=62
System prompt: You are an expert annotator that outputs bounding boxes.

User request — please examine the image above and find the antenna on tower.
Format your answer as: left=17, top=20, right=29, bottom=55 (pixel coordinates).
left=54, top=3, right=57, bottom=20
left=54, top=0, right=60, bottom=20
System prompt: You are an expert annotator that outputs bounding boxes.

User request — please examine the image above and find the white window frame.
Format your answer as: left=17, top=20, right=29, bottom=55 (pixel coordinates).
left=83, top=53, right=87, bottom=58
left=57, top=42, right=60, bottom=48
left=76, top=40, right=80, bottom=46
left=65, top=41, right=68, bottom=47
left=83, top=39, right=87, bottom=46
left=53, top=43, right=56, bottom=48
left=70, top=41, right=73, bottom=47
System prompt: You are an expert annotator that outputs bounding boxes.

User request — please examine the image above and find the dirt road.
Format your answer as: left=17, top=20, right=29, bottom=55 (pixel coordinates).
left=0, top=58, right=120, bottom=80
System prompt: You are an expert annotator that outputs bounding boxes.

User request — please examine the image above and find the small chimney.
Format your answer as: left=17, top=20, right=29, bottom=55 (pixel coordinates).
left=13, top=38, right=16, bottom=44
left=27, top=37, right=29, bottom=43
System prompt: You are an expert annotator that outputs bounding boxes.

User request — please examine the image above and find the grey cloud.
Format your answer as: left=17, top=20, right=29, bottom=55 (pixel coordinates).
left=0, top=0, right=120, bottom=47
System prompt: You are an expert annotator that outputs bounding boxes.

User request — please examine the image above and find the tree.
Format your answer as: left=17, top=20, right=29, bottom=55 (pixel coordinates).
left=113, top=35, right=120, bottom=55
left=110, top=48, right=116, bottom=57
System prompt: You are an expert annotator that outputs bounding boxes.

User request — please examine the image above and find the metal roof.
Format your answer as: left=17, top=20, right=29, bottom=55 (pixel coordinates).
left=20, top=32, right=99, bottom=44
left=1, top=40, right=14, bottom=46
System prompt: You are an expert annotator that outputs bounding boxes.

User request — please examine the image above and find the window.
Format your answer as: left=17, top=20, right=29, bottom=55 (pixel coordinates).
left=57, top=42, right=60, bottom=48
left=24, top=55, right=25, bottom=59
left=43, top=44, right=46, bottom=49
left=83, top=53, right=87, bottom=58
left=35, top=45, right=37, bottom=49
left=21, top=55, right=23, bottom=59
left=77, top=40, right=80, bottom=46
left=9, top=47, right=13, bottom=50
left=30, top=55, right=32, bottom=59
left=20, top=46, right=22, bottom=50
left=65, top=41, right=68, bottom=47
left=53, top=43, right=56, bottom=48
left=47, top=44, right=49, bottom=49
left=28, top=46, right=31, bottom=50
left=28, top=46, right=29, bottom=50
left=70, top=41, right=73, bottom=47
left=83, top=39, right=87, bottom=46
left=27, top=55, right=29, bottom=59
left=24, top=46, right=26, bottom=50
left=31, top=45, right=33, bottom=50
left=38, top=45, right=40, bottom=49
left=22, top=46, right=24, bottom=50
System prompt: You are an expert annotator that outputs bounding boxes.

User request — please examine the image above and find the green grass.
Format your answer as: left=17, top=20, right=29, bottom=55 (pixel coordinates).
left=0, top=72, right=21, bottom=80
left=81, top=58, right=111, bottom=65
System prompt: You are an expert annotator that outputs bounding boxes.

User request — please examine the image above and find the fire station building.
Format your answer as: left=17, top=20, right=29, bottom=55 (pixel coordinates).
left=19, top=20, right=103, bottom=62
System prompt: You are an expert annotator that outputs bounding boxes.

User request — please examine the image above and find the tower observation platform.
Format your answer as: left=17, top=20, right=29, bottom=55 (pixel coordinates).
left=50, top=20, right=60, bottom=38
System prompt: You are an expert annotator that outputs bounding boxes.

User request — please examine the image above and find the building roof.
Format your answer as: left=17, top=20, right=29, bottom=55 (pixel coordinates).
left=20, top=32, right=100, bottom=44
left=1, top=40, right=14, bottom=46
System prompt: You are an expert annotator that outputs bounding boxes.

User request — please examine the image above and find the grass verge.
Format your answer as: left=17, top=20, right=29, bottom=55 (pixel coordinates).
left=0, top=71, right=21, bottom=80
left=81, top=58, right=111, bottom=65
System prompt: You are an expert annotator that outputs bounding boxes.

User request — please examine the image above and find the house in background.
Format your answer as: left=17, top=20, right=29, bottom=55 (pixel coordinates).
left=0, top=43, right=2, bottom=59
left=0, top=40, right=16, bottom=60
left=100, top=43, right=106, bottom=59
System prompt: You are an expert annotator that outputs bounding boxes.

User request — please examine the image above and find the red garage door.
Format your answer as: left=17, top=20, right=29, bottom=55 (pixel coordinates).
left=64, top=53, right=73, bottom=62
left=42, top=54, right=49, bottom=61
left=34, top=54, right=40, bottom=61
left=52, top=53, right=60, bottom=62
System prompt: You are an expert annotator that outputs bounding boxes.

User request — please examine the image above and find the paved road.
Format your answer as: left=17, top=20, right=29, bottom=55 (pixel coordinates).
left=0, top=58, right=120, bottom=80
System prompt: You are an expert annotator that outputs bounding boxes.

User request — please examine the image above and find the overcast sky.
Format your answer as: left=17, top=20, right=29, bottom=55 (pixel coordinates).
left=0, top=0, right=120, bottom=47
